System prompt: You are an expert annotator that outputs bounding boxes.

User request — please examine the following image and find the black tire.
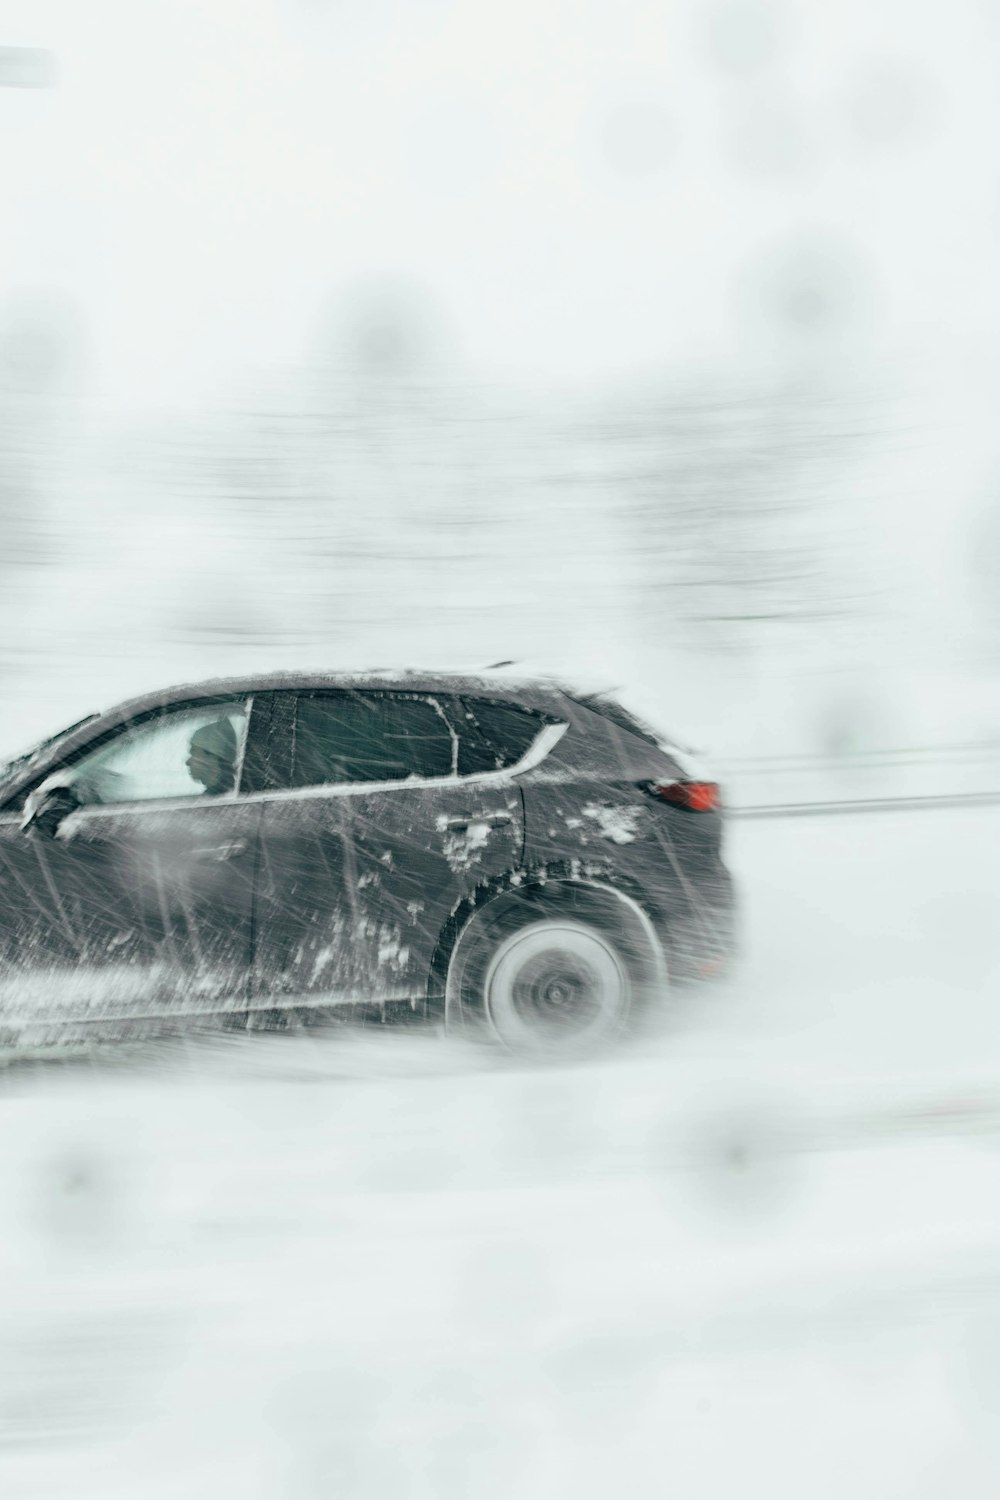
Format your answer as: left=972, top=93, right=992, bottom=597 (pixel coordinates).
left=444, top=881, right=667, bottom=1054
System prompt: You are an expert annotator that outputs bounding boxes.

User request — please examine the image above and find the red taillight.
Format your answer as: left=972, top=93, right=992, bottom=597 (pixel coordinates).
left=647, top=779, right=721, bottom=812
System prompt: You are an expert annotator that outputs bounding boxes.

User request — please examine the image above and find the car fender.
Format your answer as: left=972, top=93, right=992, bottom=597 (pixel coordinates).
left=426, top=859, right=670, bottom=1006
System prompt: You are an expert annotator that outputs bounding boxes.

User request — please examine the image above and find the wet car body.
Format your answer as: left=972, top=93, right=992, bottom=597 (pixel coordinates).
left=0, top=670, right=735, bottom=1050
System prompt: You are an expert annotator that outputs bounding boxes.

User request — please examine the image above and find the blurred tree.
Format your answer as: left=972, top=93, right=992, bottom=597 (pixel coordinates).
left=967, top=485, right=1000, bottom=660
left=0, top=410, right=59, bottom=682
left=585, top=376, right=877, bottom=653
left=0, top=459, right=45, bottom=573
left=103, top=367, right=880, bottom=666
left=0, top=293, right=82, bottom=397
left=0, top=293, right=84, bottom=670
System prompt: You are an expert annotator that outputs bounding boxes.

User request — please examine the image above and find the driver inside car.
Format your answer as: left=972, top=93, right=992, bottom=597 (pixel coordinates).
left=186, top=718, right=238, bottom=796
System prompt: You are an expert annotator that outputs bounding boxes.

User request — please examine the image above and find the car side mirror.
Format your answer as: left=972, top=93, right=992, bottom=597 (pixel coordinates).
left=21, top=780, right=82, bottom=839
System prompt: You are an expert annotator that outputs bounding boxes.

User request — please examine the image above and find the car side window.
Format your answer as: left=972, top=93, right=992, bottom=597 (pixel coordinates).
left=291, top=693, right=454, bottom=787
left=455, top=698, right=549, bottom=775
left=52, top=702, right=250, bottom=807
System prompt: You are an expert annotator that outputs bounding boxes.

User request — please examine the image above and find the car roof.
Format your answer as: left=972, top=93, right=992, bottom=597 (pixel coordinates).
left=92, top=668, right=577, bottom=725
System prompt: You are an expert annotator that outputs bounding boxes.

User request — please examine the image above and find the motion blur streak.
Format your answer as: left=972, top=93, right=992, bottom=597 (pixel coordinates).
left=1, top=0, right=1000, bottom=1492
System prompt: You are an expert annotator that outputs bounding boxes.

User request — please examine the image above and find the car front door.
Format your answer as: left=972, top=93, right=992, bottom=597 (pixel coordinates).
left=251, top=691, right=527, bottom=1011
left=0, top=695, right=269, bottom=1039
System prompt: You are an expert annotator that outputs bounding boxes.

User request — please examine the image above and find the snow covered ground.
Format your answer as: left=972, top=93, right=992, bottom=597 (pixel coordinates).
left=2, top=0, right=998, bottom=1488
left=0, top=802, right=998, bottom=1497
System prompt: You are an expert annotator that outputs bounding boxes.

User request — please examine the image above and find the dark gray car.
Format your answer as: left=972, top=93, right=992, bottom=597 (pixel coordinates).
left=0, top=671, right=735, bottom=1052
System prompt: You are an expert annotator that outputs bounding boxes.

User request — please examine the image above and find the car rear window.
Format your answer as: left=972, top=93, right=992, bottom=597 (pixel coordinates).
left=571, top=693, right=668, bottom=749
left=454, top=698, right=549, bottom=775
left=291, top=693, right=454, bottom=786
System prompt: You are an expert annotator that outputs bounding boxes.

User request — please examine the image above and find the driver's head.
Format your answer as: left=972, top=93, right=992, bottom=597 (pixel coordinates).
left=187, top=718, right=238, bottom=795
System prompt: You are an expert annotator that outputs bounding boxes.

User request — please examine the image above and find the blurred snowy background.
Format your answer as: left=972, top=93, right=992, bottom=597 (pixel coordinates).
left=4, top=0, right=1000, bottom=765
left=4, top=0, right=1000, bottom=1494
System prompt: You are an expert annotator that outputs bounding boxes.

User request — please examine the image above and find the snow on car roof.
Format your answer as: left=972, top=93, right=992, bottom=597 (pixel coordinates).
left=91, top=666, right=577, bottom=723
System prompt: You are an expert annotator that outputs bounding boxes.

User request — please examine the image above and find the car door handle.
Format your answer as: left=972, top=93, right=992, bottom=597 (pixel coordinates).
left=192, top=840, right=249, bottom=862
left=444, top=812, right=513, bottom=832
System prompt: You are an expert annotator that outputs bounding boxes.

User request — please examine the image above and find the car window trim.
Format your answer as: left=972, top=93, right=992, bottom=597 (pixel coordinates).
left=0, top=722, right=568, bottom=821
left=44, top=793, right=256, bottom=825
left=65, top=694, right=255, bottom=812
left=12, top=694, right=257, bottom=815
left=455, top=694, right=556, bottom=776
left=240, top=718, right=568, bottom=804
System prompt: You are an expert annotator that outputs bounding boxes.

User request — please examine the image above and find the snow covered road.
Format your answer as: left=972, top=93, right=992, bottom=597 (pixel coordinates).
left=1, top=803, right=999, bottom=1497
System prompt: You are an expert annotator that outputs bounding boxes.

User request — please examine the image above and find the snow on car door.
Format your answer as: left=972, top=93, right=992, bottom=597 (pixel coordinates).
left=250, top=692, right=523, bottom=1008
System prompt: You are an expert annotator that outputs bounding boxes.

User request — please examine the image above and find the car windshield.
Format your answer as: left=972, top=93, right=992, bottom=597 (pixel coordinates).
left=0, top=714, right=98, bottom=790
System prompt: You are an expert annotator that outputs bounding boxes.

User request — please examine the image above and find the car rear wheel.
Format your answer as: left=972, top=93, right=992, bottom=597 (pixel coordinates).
left=484, top=919, right=630, bottom=1049
left=444, top=882, right=666, bottom=1054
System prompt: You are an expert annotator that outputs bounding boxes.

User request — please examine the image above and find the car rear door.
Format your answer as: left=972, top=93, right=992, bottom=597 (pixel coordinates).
left=250, top=690, right=528, bottom=1010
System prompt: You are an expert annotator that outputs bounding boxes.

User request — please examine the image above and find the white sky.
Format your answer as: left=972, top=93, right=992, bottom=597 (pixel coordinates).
left=2, top=0, right=999, bottom=404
